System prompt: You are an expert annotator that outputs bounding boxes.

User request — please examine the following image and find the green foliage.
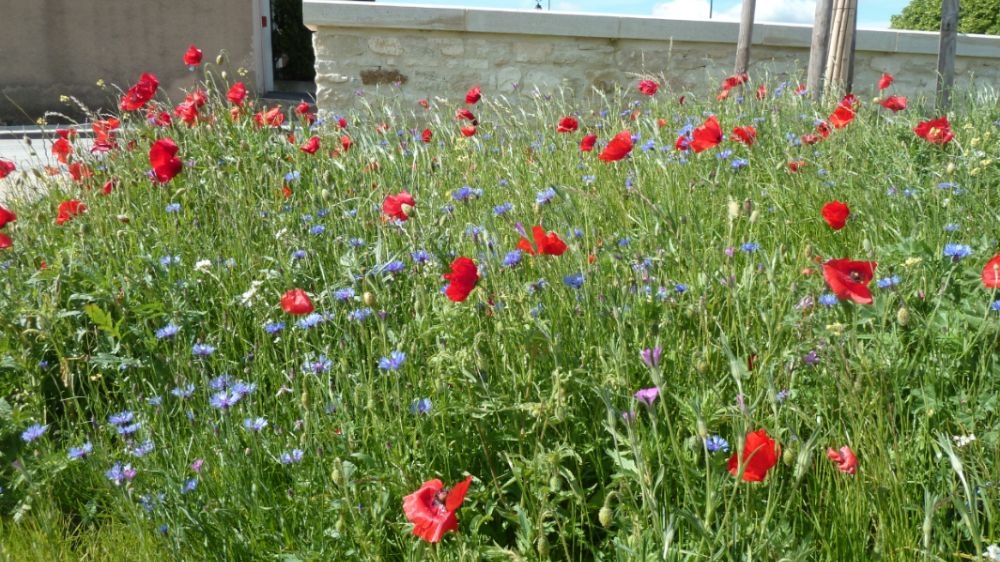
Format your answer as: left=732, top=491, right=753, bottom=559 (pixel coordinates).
left=891, top=0, right=1000, bottom=35
left=0, top=67, right=999, bottom=560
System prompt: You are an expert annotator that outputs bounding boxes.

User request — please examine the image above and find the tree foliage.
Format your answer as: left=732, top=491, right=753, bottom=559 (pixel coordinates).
left=890, top=0, right=1000, bottom=35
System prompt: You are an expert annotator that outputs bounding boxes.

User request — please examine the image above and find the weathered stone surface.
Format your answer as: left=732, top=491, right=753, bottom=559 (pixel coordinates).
left=304, top=1, right=1000, bottom=114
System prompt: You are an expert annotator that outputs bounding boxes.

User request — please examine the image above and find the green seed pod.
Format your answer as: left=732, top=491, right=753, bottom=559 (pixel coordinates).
left=897, top=307, right=910, bottom=326
left=793, top=446, right=813, bottom=483
left=363, top=291, right=375, bottom=306
left=696, top=417, right=708, bottom=440
left=536, top=535, right=549, bottom=558
left=598, top=506, right=613, bottom=528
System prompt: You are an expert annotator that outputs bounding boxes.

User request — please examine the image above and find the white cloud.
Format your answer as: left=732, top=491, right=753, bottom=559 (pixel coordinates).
left=652, top=0, right=817, bottom=24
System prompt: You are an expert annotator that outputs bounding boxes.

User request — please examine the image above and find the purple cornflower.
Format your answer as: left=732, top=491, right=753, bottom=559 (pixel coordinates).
left=209, top=390, right=242, bottom=410
left=243, top=417, right=268, bottom=431
left=563, top=273, right=584, bottom=289
left=192, top=343, right=216, bottom=357
left=621, top=410, right=637, bottom=423
left=108, top=410, right=135, bottom=426
left=191, top=458, right=204, bottom=472
left=639, top=347, right=662, bottom=369
left=105, top=462, right=137, bottom=486
left=280, top=449, right=305, bottom=465
left=503, top=250, right=523, bottom=268
left=155, top=323, right=180, bottom=339
left=705, top=435, right=730, bottom=453
left=409, top=398, right=432, bottom=415
left=378, top=351, right=406, bottom=371
left=536, top=187, right=557, bottom=205
left=303, top=355, right=332, bottom=375
left=264, top=321, right=285, bottom=334
left=171, top=384, right=195, bottom=399
left=803, top=350, right=820, bottom=365
left=818, top=293, right=839, bottom=306
left=943, top=244, right=972, bottom=261
left=130, top=440, right=155, bottom=457
left=634, top=387, right=660, bottom=406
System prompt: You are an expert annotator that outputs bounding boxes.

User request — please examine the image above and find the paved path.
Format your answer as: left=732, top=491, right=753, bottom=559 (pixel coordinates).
left=0, top=137, right=69, bottom=203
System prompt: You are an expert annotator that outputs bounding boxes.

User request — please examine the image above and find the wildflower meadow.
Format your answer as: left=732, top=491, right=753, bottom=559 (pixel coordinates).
left=1, top=47, right=1000, bottom=560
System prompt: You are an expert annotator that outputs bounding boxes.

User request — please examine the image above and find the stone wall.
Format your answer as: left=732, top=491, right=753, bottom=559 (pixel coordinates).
left=0, top=0, right=257, bottom=125
left=304, top=0, right=1000, bottom=111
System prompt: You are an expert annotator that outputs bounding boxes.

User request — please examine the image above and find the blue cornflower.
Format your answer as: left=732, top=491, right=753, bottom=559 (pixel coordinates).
left=264, top=321, right=285, bottom=334
left=105, top=462, right=136, bottom=486
left=582, top=175, right=596, bottom=185
left=297, top=313, right=325, bottom=329
left=284, top=171, right=301, bottom=182
left=992, top=300, right=1000, bottom=311
left=452, top=186, right=482, bottom=202
left=411, top=250, right=431, bottom=264
left=309, top=225, right=326, bottom=235
left=155, top=323, right=179, bottom=339
left=130, top=440, right=155, bottom=457
left=209, top=391, right=241, bottom=410
left=674, top=284, right=688, bottom=293
left=280, top=449, right=305, bottom=465
left=182, top=479, right=198, bottom=494
left=117, top=423, right=141, bottom=437
left=68, top=442, right=92, bottom=460
left=776, top=389, right=791, bottom=403
left=536, top=187, right=557, bottom=205
left=944, top=223, right=959, bottom=232
left=378, top=260, right=405, bottom=274
left=716, top=149, right=733, bottom=160
left=303, top=355, right=332, bottom=375
left=108, top=411, right=135, bottom=426
left=291, top=250, right=307, bottom=260
left=301, top=214, right=313, bottom=223
left=527, top=279, right=548, bottom=294
left=147, top=395, right=162, bottom=407
left=503, top=250, right=523, bottom=268
left=171, top=384, right=195, bottom=399
left=465, top=225, right=483, bottom=237
left=943, top=244, right=972, bottom=260
left=876, top=275, right=901, bottom=289
left=378, top=351, right=406, bottom=371
left=231, top=381, right=256, bottom=398
left=165, top=203, right=181, bottom=213
left=159, top=255, right=180, bottom=267
left=334, top=288, right=356, bottom=301
left=705, top=435, right=730, bottom=453
left=209, top=374, right=232, bottom=390
left=640, top=140, right=656, bottom=152
left=348, top=308, right=372, bottom=322
left=243, top=417, right=268, bottom=431
left=740, top=242, right=760, bottom=252
left=441, top=204, right=454, bottom=214
left=410, top=398, right=432, bottom=415
left=564, top=273, right=585, bottom=289
left=819, top=293, right=839, bottom=306
left=493, top=202, right=513, bottom=216
left=192, top=343, right=216, bottom=357
left=348, top=238, right=366, bottom=247
left=530, top=304, right=543, bottom=317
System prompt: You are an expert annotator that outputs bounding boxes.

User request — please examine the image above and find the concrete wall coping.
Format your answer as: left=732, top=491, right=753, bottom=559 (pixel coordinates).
left=303, top=0, right=1000, bottom=59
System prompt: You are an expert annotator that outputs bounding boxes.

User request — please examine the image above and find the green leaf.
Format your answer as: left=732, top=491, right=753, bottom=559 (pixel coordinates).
left=83, top=304, right=120, bottom=339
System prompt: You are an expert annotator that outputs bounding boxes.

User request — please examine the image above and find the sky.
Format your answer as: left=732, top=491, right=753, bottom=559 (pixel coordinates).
left=385, top=0, right=911, bottom=29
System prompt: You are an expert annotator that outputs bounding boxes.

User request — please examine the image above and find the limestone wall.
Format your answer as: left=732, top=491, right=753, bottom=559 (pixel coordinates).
left=304, top=0, right=1000, bottom=111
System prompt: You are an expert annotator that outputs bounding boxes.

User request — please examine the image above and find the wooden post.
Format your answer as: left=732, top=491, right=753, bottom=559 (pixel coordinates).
left=734, top=0, right=756, bottom=75
left=807, top=0, right=834, bottom=100
left=936, top=0, right=959, bottom=109
left=825, top=0, right=858, bottom=94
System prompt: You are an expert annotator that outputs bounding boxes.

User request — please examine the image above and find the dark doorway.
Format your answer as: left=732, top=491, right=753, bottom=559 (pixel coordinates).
left=268, top=0, right=315, bottom=96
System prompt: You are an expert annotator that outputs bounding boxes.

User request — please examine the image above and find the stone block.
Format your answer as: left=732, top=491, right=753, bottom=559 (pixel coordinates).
left=368, top=36, right=403, bottom=56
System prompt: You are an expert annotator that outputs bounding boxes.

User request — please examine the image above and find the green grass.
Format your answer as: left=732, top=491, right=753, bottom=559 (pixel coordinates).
left=1, top=66, right=999, bottom=561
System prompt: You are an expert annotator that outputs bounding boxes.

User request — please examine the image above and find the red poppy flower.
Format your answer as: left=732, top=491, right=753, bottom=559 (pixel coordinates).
left=174, top=101, right=199, bottom=126
left=455, top=108, right=477, bottom=125
left=227, top=82, right=248, bottom=105
left=878, top=72, right=893, bottom=91
left=92, top=118, right=120, bottom=145
left=794, top=84, right=807, bottom=95
left=68, top=162, right=93, bottom=183
left=403, top=475, right=472, bottom=543
left=443, top=257, right=479, bottom=302
left=638, top=80, right=659, bottom=96
left=150, top=138, right=183, bottom=183
left=254, top=107, right=284, bottom=127
left=336, top=117, right=347, bottom=129
left=914, top=116, right=953, bottom=145
left=657, top=118, right=667, bottom=128
left=690, top=116, right=723, bottom=153
left=821, top=201, right=850, bottom=230
left=982, top=253, right=1000, bottom=288
left=721, top=73, right=748, bottom=91
left=879, top=96, right=907, bottom=112
left=120, top=73, right=159, bottom=111
left=300, top=136, right=320, bottom=154
left=828, top=94, right=857, bottom=128
left=826, top=446, right=858, bottom=474
left=280, top=289, right=314, bottom=315
left=556, top=117, right=578, bottom=133
left=0, top=205, right=16, bottom=228
left=0, top=233, right=10, bottom=250
left=517, top=225, right=567, bottom=256
left=715, top=89, right=731, bottom=102
left=756, top=83, right=767, bottom=99
left=727, top=429, right=778, bottom=482
left=421, top=128, right=432, bottom=143
left=383, top=191, right=415, bottom=221
left=52, top=138, right=72, bottom=164
left=788, top=160, right=806, bottom=173
left=598, top=131, right=634, bottom=162
left=295, top=101, right=311, bottom=115
left=815, top=121, right=831, bottom=139
left=101, top=179, right=115, bottom=195
left=282, top=185, right=293, bottom=198
left=418, top=99, right=429, bottom=109
left=460, top=126, right=476, bottom=137
left=340, top=136, right=352, bottom=152
left=823, top=259, right=876, bottom=304
left=678, top=95, right=686, bottom=105
left=465, top=85, right=481, bottom=105
left=183, top=45, right=203, bottom=66
left=674, top=135, right=690, bottom=151
left=730, top=126, right=756, bottom=146
left=801, top=133, right=821, bottom=145
left=56, top=199, right=86, bottom=225
left=580, top=134, right=597, bottom=152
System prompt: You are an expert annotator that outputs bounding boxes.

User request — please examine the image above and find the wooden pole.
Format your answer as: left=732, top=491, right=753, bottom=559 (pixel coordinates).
left=936, top=0, right=959, bottom=109
left=825, top=0, right=857, bottom=94
left=734, top=0, right=756, bottom=75
left=807, top=0, right=834, bottom=100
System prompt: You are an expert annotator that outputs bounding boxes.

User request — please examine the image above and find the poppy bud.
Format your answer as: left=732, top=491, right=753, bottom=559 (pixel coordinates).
left=897, top=307, right=910, bottom=326
left=863, top=238, right=872, bottom=253
left=598, top=506, right=614, bottom=528
left=400, top=203, right=414, bottom=217
left=363, top=291, right=375, bottom=306
left=727, top=199, right=740, bottom=220
left=331, top=461, right=344, bottom=486
left=783, top=446, right=796, bottom=466
left=536, top=536, right=549, bottom=558
left=946, top=162, right=956, bottom=174
left=749, top=210, right=759, bottom=223
left=220, top=71, right=227, bottom=80
left=696, top=417, right=708, bottom=440
left=321, top=188, right=331, bottom=200
left=792, top=446, right=813, bottom=483
left=216, top=53, right=225, bottom=65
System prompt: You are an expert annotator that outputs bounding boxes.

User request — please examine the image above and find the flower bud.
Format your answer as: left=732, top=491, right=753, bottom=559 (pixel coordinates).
left=331, top=461, right=344, bottom=486
left=321, top=188, right=331, bottom=200
left=363, top=291, right=375, bottom=306
left=792, top=446, right=813, bottom=483
left=216, top=53, right=225, bottom=66
left=896, top=307, right=910, bottom=326
left=749, top=210, right=759, bottom=224
left=696, top=418, right=708, bottom=440
left=220, top=70, right=228, bottom=80
left=536, top=536, right=549, bottom=558
left=727, top=199, right=740, bottom=220
left=598, top=506, right=614, bottom=528
left=549, top=474, right=562, bottom=492
left=946, top=162, right=956, bottom=174
left=400, top=203, right=414, bottom=217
